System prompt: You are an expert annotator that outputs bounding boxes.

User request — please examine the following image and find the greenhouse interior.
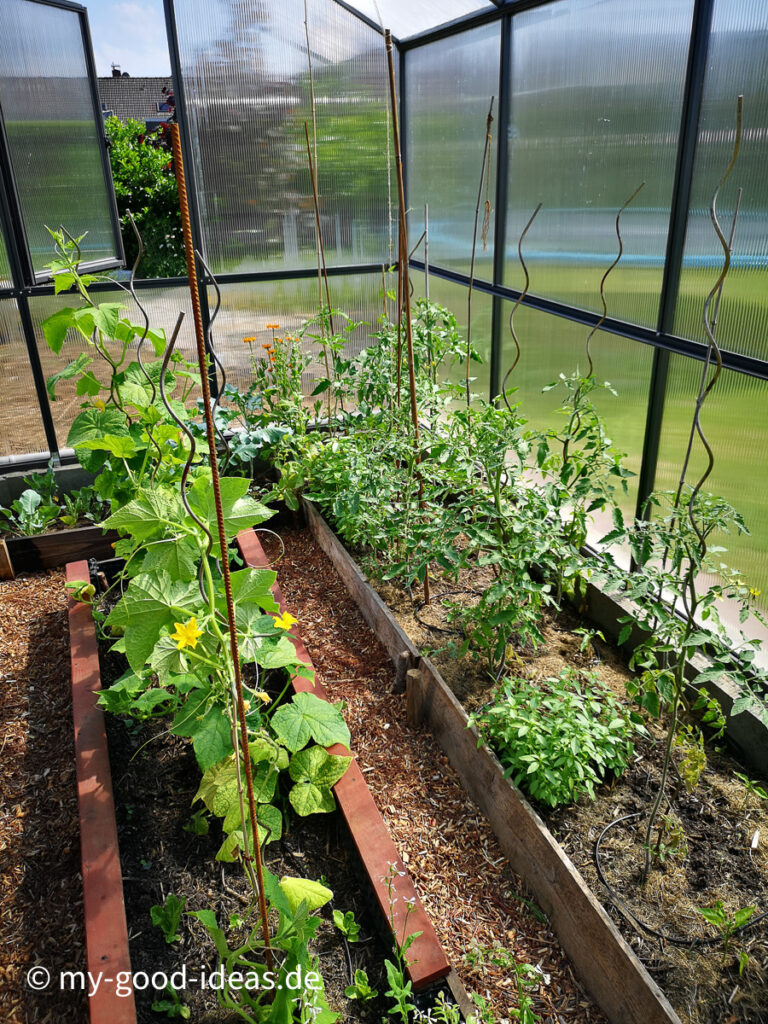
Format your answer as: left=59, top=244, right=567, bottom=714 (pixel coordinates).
left=1, top=1, right=767, bottom=1023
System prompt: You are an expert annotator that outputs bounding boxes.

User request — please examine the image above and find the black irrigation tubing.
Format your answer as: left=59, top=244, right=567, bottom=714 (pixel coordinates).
left=594, top=812, right=768, bottom=949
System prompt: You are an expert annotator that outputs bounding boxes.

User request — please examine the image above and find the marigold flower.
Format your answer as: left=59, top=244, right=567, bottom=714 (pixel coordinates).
left=272, top=611, right=298, bottom=631
left=261, top=343, right=273, bottom=351
left=170, top=617, right=203, bottom=650
left=266, top=322, right=280, bottom=329
left=243, top=336, right=256, bottom=344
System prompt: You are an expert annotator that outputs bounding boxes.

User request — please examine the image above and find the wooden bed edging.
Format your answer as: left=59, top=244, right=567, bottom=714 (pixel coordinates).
left=300, top=499, right=683, bottom=1024
left=1, top=526, right=120, bottom=579
left=235, top=528, right=452, bottom=991
left=66, top=560, right=136, bottom=1024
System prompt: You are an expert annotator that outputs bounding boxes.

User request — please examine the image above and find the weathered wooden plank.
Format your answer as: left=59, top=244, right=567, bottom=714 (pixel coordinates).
left=0, top=539, right=13, bottom=580
left=7, top=526, right=119, bottom=573
left=301, top=504, right=682, bottom=1024
left=67, top=561, right=136, bottom=1024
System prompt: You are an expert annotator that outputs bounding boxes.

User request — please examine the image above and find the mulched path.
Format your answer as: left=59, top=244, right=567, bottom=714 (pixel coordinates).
left=261, top=524, right=608, bottom=1024
left=0, top=571, right=87, bottom=1024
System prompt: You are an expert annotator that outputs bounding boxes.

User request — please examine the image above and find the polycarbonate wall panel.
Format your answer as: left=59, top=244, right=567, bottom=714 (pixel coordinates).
left=29, top=286, right=198, bottom=447
left=210, top=275, right=383, bottom=395
left=499, top=305, right=653, bottom=562
left=655, top=355, right=768, bottom=625
left=0, top=0, right=119, bottom=275
left=0, top=226, right=11, bottom=288
left=673, top=0, right=768, bottom=361
left=173, top=0, right=391, bottom=275
left=406, top=24, right=500, bottom=279
left=0, top=298, right=48, bottom=457
left=504, top=0, right=693, bottom=329
left=349, top=1, right=495, bottom=40
left=411, top=276, right=492, bottom=403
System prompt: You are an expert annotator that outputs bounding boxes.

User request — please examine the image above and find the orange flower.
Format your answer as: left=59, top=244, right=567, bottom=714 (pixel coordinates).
left=261, top=343, right=273, bottom=351
left=243, top=336, right=256, bottom=344
left=265, top=322, right=280, bottom=329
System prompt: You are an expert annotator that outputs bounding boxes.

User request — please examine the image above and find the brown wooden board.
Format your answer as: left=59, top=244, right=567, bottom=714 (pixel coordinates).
left=8, top=526, right=118, bottom=573
left=235, top=527, right=452, bottom=990
left=67, top=560, right=136, bottom=1024
left=300, top=502, right=682, bottom=1024
left=0, top=538, right=13, bottom=580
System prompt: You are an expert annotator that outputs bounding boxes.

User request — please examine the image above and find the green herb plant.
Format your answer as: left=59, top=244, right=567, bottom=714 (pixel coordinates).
left=697, top=901, right=756, bottom=970
left=344, top=969, right=378, bottom=1003
left=470, top=668, right=645, bottom=808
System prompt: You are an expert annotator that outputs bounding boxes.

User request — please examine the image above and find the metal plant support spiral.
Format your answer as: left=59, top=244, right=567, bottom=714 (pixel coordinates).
left=584, top=180, right=645, bottom=379
left=501, top=202, right=542, bottom=412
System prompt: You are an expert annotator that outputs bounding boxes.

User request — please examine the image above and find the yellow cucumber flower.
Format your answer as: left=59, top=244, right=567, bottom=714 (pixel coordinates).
left=171, top=616, right=203, bottom=650
left=272, top=611, right=298, bottom=631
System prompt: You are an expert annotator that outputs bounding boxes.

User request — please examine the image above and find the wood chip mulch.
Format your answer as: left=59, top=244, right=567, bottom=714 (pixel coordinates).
left=0, top=571, right=87, bottom=1024
left=262, top=524, right=609, bottom=1024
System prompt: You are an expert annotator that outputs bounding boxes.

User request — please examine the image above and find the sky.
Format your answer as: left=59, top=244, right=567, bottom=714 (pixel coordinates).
left=85, top=0, right=172, bottom=77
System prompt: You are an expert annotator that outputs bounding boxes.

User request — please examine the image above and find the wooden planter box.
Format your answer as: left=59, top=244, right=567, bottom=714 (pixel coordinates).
left=299, top=498, right=684, bottom=1024
left=2, top=525, right=119, bottom=579
left=66, top=549, right=462, bottom=1024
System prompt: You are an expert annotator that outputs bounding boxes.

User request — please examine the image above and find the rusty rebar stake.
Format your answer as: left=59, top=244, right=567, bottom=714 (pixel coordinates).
left=170, top=123, right=272, bottom=965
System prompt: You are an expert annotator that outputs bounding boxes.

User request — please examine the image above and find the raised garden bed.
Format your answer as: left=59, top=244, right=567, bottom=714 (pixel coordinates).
left=280, top=499, right=768, bottom=1024
left=65, top=546, right=461, bottom=1023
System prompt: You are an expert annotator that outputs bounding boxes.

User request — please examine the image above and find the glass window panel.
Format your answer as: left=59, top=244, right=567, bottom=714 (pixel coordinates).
left=411, top=275, right=492, bottom=403
left=0, top=0, right=120, bottom=276
left=0, top=298, right=48, bottom=458
left=173, top=0, right=391, bottom=274
left=655, top=354, right=768, bottom=652
left=504, top=0, right=693, bottom=329
left=29, top=285, right=197, bottom=447
left=349, top=1, right=495, bottom=40
left=499, top=305, right=653, bottom=561
left=673, top=0, right=768, bottom=361
left=406, top=24, right=500, bottom=279
left=210, top=275, right=384, bottom=395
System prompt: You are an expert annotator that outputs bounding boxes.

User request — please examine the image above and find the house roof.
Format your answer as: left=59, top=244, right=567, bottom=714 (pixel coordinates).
left=97, top=76, right=173, bottom=123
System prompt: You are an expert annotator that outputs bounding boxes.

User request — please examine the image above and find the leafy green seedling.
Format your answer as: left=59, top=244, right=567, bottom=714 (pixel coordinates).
left=183, top=808, right=210, bottom=836
left=332, top=908, right=361, bottom=942
left=151, top=983, right=190, bottom=1019
left=150, top=893, right=186, bottom=944
left=344, top=968, right=377, bottom=1002
left=697, top=901, right=756, bottom=964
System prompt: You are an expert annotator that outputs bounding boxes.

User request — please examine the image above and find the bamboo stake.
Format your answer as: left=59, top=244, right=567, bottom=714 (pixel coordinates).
left=385, top=29, right=430, bottom=606
left=304, top=122, right=335, bottom=429
left=466, top=97, right=494, bottom=408
left=170, top=123, right=272, bottom=965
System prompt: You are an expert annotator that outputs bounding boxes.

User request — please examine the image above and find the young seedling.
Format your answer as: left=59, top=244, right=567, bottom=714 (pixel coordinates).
left=332, top=908, right=361, bottom=942
left=344, top=968, right=377, bottom=1002
left=150, top=892, right=186, bottom=944
left=697, top=901, right=756, bottom=966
